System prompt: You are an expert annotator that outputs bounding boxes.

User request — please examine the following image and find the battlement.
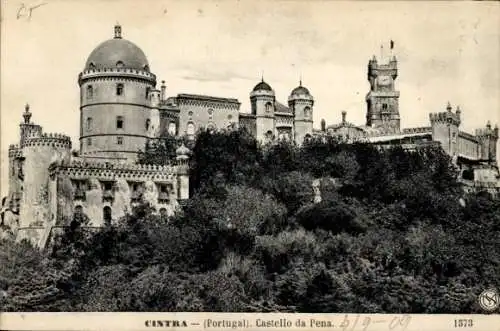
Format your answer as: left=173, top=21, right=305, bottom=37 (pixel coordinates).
left=51, top=159, right=180, bottom=183
left=368, top=56, right=398, bottom=78
left=22, top=132, right=72, bottom=149
left=78, top=67, right=157, bottom=85
left=67, top=159, right=176, bottom=172
left=402, top=127, right=432, bottom=134
left=429, top=104, right=461, bottom=126
left=176, top=94, right=241, bottom=110
left=475, top=123, right=499, bottom=139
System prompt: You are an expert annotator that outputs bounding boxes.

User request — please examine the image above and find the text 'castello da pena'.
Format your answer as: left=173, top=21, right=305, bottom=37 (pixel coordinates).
left=3, top=25, right=499, bottom=248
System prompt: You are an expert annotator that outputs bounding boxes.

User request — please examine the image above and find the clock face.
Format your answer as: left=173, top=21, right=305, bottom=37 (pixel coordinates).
left=378, top=76, right=391, bottom=86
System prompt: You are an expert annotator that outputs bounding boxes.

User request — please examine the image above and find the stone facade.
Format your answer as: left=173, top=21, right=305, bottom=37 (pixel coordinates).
left=2, top=25, right=499, bottom=247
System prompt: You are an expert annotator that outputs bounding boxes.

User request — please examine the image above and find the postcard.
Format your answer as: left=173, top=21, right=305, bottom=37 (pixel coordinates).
left=1, top=1, right=499, bottom=330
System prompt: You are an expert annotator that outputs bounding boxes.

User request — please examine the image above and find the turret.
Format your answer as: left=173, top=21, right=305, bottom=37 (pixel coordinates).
left=17, top=105, right=72, bottom=231
left=365, top=47, right=400, bottom=133
left=289, top=80, right=314, bottom=145
left=475, top=120, right=499, bottom=163
left=250, top=78, right=276, bottom=142
left=429, top=102, right=461, bottom=156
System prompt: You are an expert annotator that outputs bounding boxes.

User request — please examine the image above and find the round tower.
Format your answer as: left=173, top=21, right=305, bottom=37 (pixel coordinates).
left=78, top=24, right=157, bottom=160
left=250, top=79, right=276, bottom=142
left=288, top=80, right=314, bottom=145
left=20, top=130, right=71, bottom=229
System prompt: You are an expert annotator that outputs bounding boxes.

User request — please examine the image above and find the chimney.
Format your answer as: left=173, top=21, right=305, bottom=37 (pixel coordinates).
left=342, top=111, right=347, bottom=123
left=160, top=81, right=166, bottom=101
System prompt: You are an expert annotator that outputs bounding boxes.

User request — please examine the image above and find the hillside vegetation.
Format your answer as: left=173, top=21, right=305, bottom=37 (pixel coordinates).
left=1, top=129, right=499, bottom=312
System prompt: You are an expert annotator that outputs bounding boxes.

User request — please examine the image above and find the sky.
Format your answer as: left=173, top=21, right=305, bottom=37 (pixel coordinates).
left=1, top=0, right=499, bottom=196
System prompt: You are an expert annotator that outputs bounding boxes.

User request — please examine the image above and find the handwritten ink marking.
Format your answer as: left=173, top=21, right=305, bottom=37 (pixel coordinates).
left=16, top=2, right=48, bottom=21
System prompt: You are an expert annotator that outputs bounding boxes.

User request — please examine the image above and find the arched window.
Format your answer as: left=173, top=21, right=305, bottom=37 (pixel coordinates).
left=116, top=83, right=124, bottom=96
left=87, top=138, right=92, bottom=146
left=145, top=87, right=150, bottom=100
left=89, top=62, right=96, bottom=70
left=265, top=102, right=273, bottom=113
left=86, top=117, right=93, bottom=130
left=168, top=122, right=176, bottom=135
left=145, top=119, right=151, bottom=131
left=117, top=136, right=123, bottom=145
left=116, top=116, right=124, bottom=129
left=86, top=85, right=93, bottom=99
left=187, top=122, right=195, bottom=135
left=116, top=61, right=124, bottom=68
left=304, top=106, right=311, bottom=118
left=103, top=206, right=112, bottom=226
left=265, top=130, right=274, bottom=140
left=143, top=65, right=150, bottom=72
left=382, top=103, right=388, bottom=111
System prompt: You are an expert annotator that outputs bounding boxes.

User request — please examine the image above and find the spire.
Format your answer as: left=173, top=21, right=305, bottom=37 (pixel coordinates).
left=341, top=111, right=347, bottom=124
left=299, top=73, right=302, bottom=87
left=261, top=71, right=264, bottom=82
left=23, top=103, right=32, bottom=124
left=446, top=101, right=452, bottom=112
left=114, top=23, right=122, bottom=39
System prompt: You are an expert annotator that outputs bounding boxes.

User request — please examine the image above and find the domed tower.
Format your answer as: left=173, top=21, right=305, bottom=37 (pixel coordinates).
left=288, top=80, right=314, bottom=145
left=78, top=24, right=157, bottom=160
left=250, top=79, right=276, bottom=142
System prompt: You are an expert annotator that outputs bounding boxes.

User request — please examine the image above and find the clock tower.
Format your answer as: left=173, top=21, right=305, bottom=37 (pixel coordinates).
left=366, top=53, right=400, bottom=133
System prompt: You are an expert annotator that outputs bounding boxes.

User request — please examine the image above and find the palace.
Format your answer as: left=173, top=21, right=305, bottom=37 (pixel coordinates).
left=2, top=25, right=499, bottom=247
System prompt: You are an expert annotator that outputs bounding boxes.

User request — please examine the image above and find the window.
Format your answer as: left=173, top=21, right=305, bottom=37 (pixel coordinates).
left=117, top=136, right=123, bottom=145
left=304, top=106, right=311, bottom=118
left=382, top=103, right=388, bottom=111
left=116, top=83, right=124, bottom=96
left=103, top=206, right=112, bottom=226
left=116, top=116, right=124, bottom=129
left=145, top=119, right=151, bottom=131
left=265, top=102, right=273, bottom=113
left=145, top=87, right=150, bottom=100
left=86, top=85, right=93, bottom=99
left=89, top=62, right=96, bottom=70
left=86, top=117, right=93, bottom=130
left=168, top=122, right=176, bottom=135
left=87, top=138, right=92, bottom=146
left=187, top=122, right=195, bottom=135
left=116, top=61, right=124, bottom=68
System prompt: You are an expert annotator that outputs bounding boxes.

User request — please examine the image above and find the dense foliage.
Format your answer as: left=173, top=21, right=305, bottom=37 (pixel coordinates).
left=1, top=129, right=499, bottom=312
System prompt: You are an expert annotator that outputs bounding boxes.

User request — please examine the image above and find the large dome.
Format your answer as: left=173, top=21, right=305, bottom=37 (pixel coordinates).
left=84, top=25, right=150, bottom=71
